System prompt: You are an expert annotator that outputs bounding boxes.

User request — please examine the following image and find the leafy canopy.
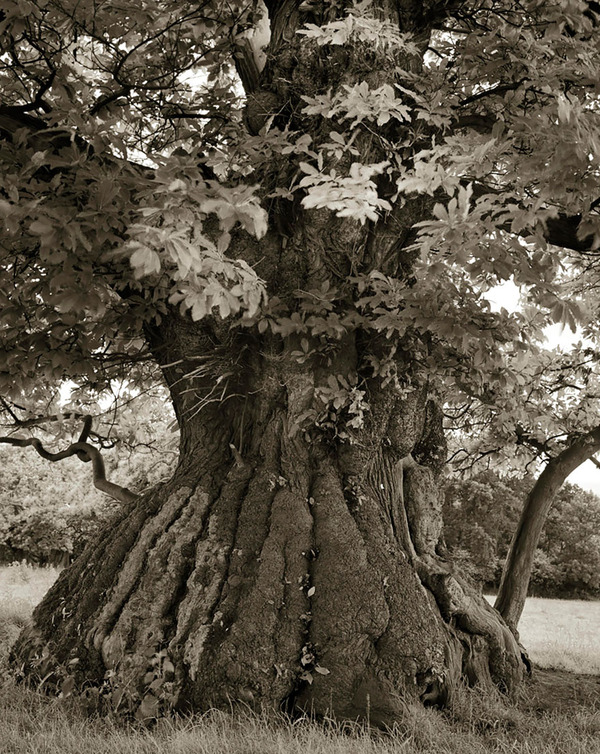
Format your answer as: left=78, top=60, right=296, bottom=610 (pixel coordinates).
left=2, top=0, right=600, bottom=449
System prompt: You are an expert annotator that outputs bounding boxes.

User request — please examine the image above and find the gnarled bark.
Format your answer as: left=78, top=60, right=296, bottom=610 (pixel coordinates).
left=9, top=0, right=528, bottom=725
left=11, top=313, right=525, bottom=725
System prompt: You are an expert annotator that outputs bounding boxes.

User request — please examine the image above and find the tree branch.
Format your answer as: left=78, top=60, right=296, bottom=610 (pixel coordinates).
left=544, top=213, right=597, bottom=253
left=1, top=101, right=598, bottom=256
left=458, top=79, right=526, bottom=107
left=0, top=410, right=118, bottom=448
left=468, top=181, right=599, bottom=253
left=514, top=424, right=551, bottom=458
left=0, top=104, right=93, bottom=155
left=0, top=420, right=139, bottom=505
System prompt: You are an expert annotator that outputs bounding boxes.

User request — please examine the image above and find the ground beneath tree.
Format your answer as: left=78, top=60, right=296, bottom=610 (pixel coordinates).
left=518, top=667, right=600, bottom=714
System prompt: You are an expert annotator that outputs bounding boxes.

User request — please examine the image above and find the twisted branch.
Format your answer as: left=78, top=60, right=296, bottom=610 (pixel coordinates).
left=1, top=409, right=119, bottom=449
left=0, top=417, right=139, bottom=504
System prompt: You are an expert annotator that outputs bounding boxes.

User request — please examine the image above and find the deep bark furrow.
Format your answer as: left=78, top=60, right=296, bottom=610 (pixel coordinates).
left=89, top=485, right=199, bottom=660
left=169, top=413, right=288, bottom=707
left=94, top=487, right=215, bottom=706
left=213, top=418, right=287, bottom=616
left=102, top=485, right=217, bottom=665
left=294, top=458, right=393, bottom=718
left=25, top=487, right=167, bottom=653
left=170, top=468, right=254, bottom=695
left=212, top=488, right=314, bottom=708
left=351, top=486, right=452, bottom=706
left=179, top=404, right=318, bottom=709
left=162, top=501, right=224, bottom=647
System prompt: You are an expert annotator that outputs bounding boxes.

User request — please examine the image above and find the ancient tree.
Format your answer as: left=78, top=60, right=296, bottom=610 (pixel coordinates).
left=2, top=0, right=600, bottom=723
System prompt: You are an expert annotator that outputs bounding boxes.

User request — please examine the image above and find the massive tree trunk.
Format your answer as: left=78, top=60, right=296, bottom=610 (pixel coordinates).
left=11, top=0, right=527, bottom=725
left=11, top=311, right=525, bottom=724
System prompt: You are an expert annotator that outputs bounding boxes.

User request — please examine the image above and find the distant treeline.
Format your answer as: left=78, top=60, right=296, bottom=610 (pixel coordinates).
left=443, top=471, right=600, bottom=599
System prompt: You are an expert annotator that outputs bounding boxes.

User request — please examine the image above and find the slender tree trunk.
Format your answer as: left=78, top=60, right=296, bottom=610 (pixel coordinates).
left=495, top=428, right=600, bottom=630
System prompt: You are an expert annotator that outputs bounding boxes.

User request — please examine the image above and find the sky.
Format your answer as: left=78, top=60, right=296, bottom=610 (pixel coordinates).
left=568, top=460, right=600, bottom=495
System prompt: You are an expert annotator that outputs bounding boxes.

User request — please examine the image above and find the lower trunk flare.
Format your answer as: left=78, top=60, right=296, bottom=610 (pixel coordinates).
left=11, top=399, right=526, bottom=725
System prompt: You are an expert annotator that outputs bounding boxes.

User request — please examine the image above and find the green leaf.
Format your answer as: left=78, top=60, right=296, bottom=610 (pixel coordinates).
left=135, top=694, right=159, bottom=722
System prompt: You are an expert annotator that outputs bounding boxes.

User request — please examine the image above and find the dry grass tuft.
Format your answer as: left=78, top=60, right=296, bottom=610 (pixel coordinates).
left=0, top=680, right=598, bottom=754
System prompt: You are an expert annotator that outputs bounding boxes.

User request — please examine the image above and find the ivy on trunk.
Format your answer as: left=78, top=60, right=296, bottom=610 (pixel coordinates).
left=12, top=311, right=525, bottom=724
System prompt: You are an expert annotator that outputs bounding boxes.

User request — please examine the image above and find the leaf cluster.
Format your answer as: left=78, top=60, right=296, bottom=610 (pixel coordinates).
left=2, top=0, right=600, bottom=455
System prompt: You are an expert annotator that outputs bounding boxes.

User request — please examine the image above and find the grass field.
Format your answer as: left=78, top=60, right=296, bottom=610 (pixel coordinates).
left=0, top=562, right=59, bottom=665
left=0, top=565, right=598, bottom=754
left=483, top=594, right=600, bottom=675
left=515, top=596, right=600, bottom=676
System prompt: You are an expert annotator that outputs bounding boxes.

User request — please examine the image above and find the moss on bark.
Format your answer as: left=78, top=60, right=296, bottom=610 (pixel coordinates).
left=11, top=347, right=525, bottom=724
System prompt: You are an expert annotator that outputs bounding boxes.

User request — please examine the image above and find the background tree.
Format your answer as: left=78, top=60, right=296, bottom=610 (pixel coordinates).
left=0, top=388, right=177, bottom=565
left=2, top=0, right=600, bottom=724
left=442, top=472, right=600, bottom=599
left=537, top=482, right=600, bottom=597
left=442, top=471, right=523, bottom=586
left=495, top=425, right=600, bottom=628
left=445, top=343, right=600, bottom=628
